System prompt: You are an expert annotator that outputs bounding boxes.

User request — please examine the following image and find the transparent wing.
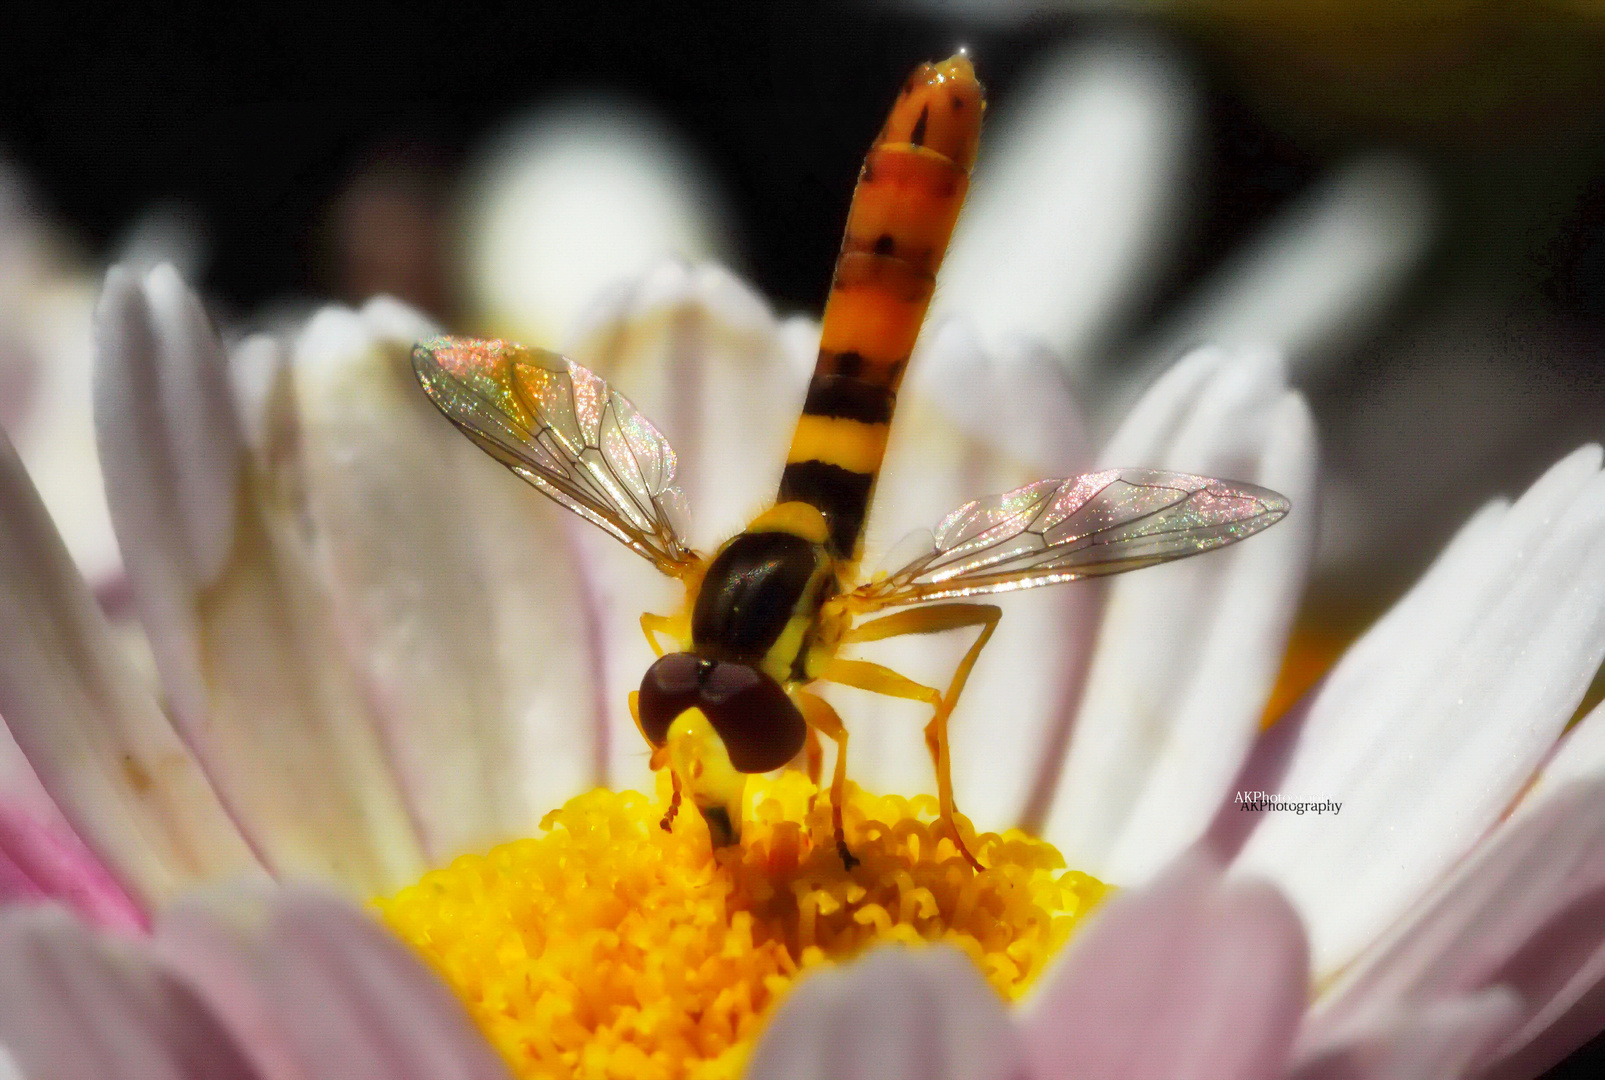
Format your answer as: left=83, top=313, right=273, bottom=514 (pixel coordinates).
left=413, top=336, right=699, bottom=576
left=853, top=468, right=1290, bottom=608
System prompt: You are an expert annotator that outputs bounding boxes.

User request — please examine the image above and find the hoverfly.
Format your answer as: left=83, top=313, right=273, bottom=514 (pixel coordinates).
left=412, top=54, right=1289, bottom=870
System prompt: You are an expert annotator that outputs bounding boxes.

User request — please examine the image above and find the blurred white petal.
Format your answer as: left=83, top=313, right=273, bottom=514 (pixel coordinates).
left=1119, top=155, right=1434, bottom=408
left=111, top=203, right=210, bottom=283
left=1045, top=346, right=1314, bottom=879
left=96, top=265, right=424, bottom=894
left=0, top=428, right=261, bottom=909
left=935, top=35, right=1193, bottom=370
left=4, top=281, right=122, bottom=585
left=1233, top=445, right=1605, bottom=973
left=0, top=162, right=123, bottom=587
left=461, top=101, right=729, bottom=345
left=293, top=297, right=607, bottom=860
left=746, top=946, right=1024, bottom=1080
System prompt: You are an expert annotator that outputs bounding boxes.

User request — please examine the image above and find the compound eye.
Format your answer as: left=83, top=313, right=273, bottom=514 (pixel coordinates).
left=637, top=652, right=705, bottom=747
left=698, top=665, right=807, bottom=774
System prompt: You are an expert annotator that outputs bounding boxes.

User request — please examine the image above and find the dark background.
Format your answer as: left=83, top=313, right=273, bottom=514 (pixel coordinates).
left=5, top=2, right=1605, bottom=1073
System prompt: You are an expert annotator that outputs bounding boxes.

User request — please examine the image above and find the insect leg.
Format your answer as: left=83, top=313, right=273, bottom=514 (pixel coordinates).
left=837, top=603, right=1002, bottom=870
left=814, top=655, right=984, bottom=870
left=661, top=769, right=683, bottom=832
left=796, top=725, right=825, bottom=786
left=794, top=690, right=857, bottom=869
left=632, top=687, right=675, bottom=774
left=640, top=612, right=678, bottom=657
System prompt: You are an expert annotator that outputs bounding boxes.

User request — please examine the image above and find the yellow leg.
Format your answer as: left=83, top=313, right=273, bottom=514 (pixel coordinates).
left=824, top=603, right=1002, bottom=871
left=633, top=689, right=678, bottom=827
left=795, top=725, right=824, bottom=786
left=794, top=690, right=856, bottom=869
left=640, top=612, right=678, bottom=657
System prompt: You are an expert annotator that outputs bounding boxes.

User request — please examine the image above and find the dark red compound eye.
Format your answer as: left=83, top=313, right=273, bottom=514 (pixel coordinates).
left=637, top=654, right=807, bottom=774
left=637, top=653, right=705, bottom=748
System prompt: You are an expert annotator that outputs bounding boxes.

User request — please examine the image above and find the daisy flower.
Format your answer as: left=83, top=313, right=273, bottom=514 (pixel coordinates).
left=4, top=35, right=1590, bottom=1080
left=0, top=249, right=1602, bottom=1080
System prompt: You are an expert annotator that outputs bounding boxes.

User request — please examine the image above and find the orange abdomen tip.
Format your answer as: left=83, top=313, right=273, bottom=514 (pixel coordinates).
left=877, top=52, right=985, bottom=172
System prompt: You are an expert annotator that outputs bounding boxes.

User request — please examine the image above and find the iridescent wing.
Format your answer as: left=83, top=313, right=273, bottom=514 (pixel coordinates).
left=413, top=336, right=699, bottom=576
left=852, top=468, right=1290, bottom=608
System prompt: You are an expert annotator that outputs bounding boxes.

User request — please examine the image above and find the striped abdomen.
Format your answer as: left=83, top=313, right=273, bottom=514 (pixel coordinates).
left=777, top=53, right=984, bottom=561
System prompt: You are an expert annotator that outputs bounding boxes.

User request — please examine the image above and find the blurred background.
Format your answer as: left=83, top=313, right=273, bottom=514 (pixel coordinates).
left=2, top=3, right=1604, bottom=1064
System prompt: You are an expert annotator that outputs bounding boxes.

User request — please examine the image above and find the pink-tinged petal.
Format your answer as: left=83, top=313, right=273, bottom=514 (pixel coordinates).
left=1233, top=445, right=1605, bottom=973
left=1481, top=978, right=1605, bottom=1080
left=565, top=262, right=814, bottom=790
left=1023, top=849, right=1308, bottom=1080
left=934, top=35, right=1192, bottom=369
left=1299, top=778, right=1605, bottom=1078
left=0, top=427, right=260, bottom=910
left=293, top=298, right=607, bottom=861
left=96, top=265, right=425, bottom=893
left=0, top=1042, right=24, bottom=1080
left=0, top=798, right=144, bottom=931
left=0, top=906, right=264, bottom=1080
left=1045, top=347, right=1314, bottom=882
left=161, top=888, right=512, bottom=1080
left=152, top=896, right=308, bottom=1080
left=747, top=945, right=1026, bottom=1080
left=1291, top=989, right=1522, bottom=1080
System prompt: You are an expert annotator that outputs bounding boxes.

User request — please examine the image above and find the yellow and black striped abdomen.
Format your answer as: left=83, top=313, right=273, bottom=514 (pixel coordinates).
left=779, top=53, right=984, bottom=560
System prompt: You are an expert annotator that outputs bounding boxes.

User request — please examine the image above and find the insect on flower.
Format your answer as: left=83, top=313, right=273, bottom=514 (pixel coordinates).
left=412, top=54, right=1290, bottom=871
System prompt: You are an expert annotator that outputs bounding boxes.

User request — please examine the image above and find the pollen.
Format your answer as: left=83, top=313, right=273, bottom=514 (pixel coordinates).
left=378, top=773, right=1108, bottom=1080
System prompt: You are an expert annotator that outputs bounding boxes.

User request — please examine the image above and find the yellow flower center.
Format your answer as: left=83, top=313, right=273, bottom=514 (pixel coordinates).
left=379, top=773, right=1107, bottom=1080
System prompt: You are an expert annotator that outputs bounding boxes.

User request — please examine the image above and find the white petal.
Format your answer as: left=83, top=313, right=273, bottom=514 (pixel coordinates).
left=293, top=298, right=607, bottom=859
left=825, top=322, right=1099, bottom=826
left=0, top=429, right=261, bottom=909
left=0, top=906, right=264, bottom=1080
left=1124, top=155, right=1434, bottom=397
left=1103, top=389, right=1317, bottom=883
left=935, top=34, right=1193, bottom=368
left=566, top=260, right=807, bottom=547
left=1233, top=445, right=1605, bottom=973
left=3, top=279, right=123, bottom=585
left=563, top=263, right=814, bottom=791
left=1299, top=778, right=1605, bottom=1077
left=746, top=946, right=1024, bottom=1080
left=460, top=103, right=729, bottom=345
left=1525, top=695, right=1605, bottom=801
left=96, top=265, right=424, bottom=894
left=1044, top=346, right=1314, bottom=880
